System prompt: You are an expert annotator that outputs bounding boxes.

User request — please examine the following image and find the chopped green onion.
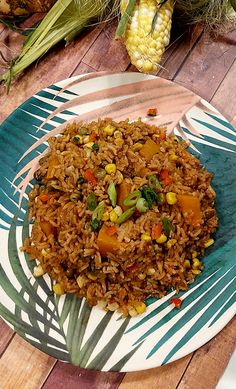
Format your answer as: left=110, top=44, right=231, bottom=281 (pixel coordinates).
left=72, top=135, right=81, bottom=144
left=92, top=143, right=99, bottom=151
left=86, top=192, right=97, bottom=211
left=107, top=182, right=117, bottom=207
left=77, top=176, right=85, bottom=185
left=136, top=197, right=149, bottom=213
left=141, top=186, right=158, bottom=208
left=123, top=190, right=141, bottom=207
left=90, top=218, right=100, bottom=231
left=148, top=175, right=162, bottom=191
left=94, top=168, right=106, bottom=179
left=92, top=202, right=105, bottom=221
left=116, top=207, right=135, bottom=225
left=162, top=217, right=174, bottom=238
left=79, top=127, right=88, bottom=135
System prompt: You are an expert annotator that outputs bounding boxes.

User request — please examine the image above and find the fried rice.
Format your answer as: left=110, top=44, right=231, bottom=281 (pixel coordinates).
left=23, top=118, right=218, bottom=316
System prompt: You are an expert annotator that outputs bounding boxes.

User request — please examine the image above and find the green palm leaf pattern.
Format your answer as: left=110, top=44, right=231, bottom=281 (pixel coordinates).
left=0, top=73, right=235, bottom=371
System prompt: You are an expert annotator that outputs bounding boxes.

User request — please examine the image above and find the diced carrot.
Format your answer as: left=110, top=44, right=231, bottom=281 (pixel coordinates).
left=138, top=167, right=150, bottom=177
left=159, top=130, right=166, bottom=141
left=160, top=168, right=173, bottom=185
left=38, top=193, right=50, bottom=203
left=24, top=246, right=39, bottom=257
left=106, top=226, right=118, bottom=237
left=139, top=138, right=160, bottom=161
left=39, top=221, right=57, bottom=237
left=151, top=224, right=162, bottom=239
left=128, top=263, right=137, bottom=273
left=89, top=132, right=97, bottom=142
left=46, top=155, right=59, bottom=179
left=97, top=225, right=120, bottom=256
left=147, top=108, right=157, bottom=116
left=170, top=297, right=182, bottom=309
left=117, top=181, right=132, bottom=211
left=177, top=194, right=202, bottom=226
left=84, top=169, right=97, bottom=186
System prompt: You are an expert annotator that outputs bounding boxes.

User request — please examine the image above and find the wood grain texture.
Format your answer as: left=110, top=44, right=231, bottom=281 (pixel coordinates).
left=82, top=22, right=130, bottom=72
left=177, top=317, right=236, bottom=389
left=0, top=334, right=56, bottom=389
left=0, top=25, right=103, bottom=123
left=0, top=320, right=14, bottom=357
left=42, top=362, right=125, bottom=389
left=175, top=30, right=236, bottom=100
left=211, top=59, right=236, bottom=124
left=119, top=355, right=192, bottom=389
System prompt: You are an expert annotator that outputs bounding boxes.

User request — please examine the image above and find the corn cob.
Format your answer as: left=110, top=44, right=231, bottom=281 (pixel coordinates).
left=120, top=0, right=174, bottom=73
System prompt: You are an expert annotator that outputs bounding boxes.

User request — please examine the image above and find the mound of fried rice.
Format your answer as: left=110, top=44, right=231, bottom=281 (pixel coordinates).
left=23, top=119, right=218, bottom=316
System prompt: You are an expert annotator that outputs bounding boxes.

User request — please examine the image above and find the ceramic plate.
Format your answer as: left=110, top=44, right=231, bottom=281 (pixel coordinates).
left=0, top=72, right=235, bottom=372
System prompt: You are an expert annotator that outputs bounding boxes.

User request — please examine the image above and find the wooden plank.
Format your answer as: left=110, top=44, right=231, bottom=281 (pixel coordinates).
left=211, top=59, right=236, bottom=125
left=0, top=25, right=104, bottom=123
left=158, top=25, right=203, bottom=80
left=119, top=354, right=192, bottom=389
left=42, top=362, right=125, bottom=389
left=72, top=61, right=96, bottom=76
left=0, top=319, right=14, bottom=357
left=82, top=21, right=130, bottom=72
left=0, top=334, right=56, bottom=389
left=175, top=29, right=236, bottom=100
left=177, top=317, right=236, bottom=389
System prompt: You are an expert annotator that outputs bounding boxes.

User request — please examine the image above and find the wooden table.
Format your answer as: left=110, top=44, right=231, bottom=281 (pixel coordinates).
left=0, top=17, right=235, bottom=389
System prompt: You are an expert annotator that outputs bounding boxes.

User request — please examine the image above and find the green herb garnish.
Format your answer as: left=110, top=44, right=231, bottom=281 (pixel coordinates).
left=90, top=218, right=100, bottom=231
left=162, top=217, right=174, bottom=238
left=77, top=176, right=85, bottom=185
left=92, top=143, right=99, bottom=151
left=86, top=192, right=97, bottom=211
left=141, top=186, right=159, bottom=208
left=107, top=182, right=117, bottom=207
left=92, top=202, right=105, bottom=221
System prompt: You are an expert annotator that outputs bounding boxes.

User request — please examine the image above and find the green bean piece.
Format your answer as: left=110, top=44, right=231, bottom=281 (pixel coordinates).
left=92, top=202, right=105, bottom=221
left=116, top=207, right=135, bottom=225
left=123, top=190, right=141, bottom=207
left=107, top=182, right=117, bottom=207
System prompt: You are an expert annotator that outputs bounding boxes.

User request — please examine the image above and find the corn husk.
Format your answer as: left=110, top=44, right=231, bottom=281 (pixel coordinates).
left=0, top=0, right=120, bottom=89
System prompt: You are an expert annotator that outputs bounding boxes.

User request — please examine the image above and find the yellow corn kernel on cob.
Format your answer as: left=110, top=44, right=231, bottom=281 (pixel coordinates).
left=120, top=0, right=174, bottom=73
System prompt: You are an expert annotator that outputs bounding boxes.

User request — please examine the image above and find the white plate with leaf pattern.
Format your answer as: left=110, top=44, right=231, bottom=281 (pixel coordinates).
left=0, top=72, right=235, bottom=371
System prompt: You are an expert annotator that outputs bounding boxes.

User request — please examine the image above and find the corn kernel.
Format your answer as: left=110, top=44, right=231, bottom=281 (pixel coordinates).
left=169, top=153, right=178, bottom=161
left=138, top=273, right=146, bottom=280
left=192, top=269, right=201, bottom=275
left=133, top=142, right=143, bottom=151
left=192, top=251, right=198, bottom=259
left=83, top=135, right=90, bottom=143
left=103, top=124, right=115, bottom=135
left=53, top=267, right=61, bottom=274
left=193, top=258, right=201, bottom=268
left=77, top=275, right=87, bottom=288
left=135, top=302, right=146, bottom=314
left=114, top=138, right=124, bottom=147
left=167, top=239, right=177, bottom=249
left=33, top=264, right=44, bottom=277
left=166, top=192, right=177, bottom=205
left=129, top=308, right=138, bottom=317
left=184, top=260, right=191, bottom=268
left=204, top=238, right=214, bottom=248
left=84, top=142, right=94, bottom=149
left=110, top=210, right=118, bottom=222
left=53, top=283, right=64, bottom=295
left=156, top=234, right=167, bottom=244
left=114, top=205, right=123, bottom=217
left=102, top=211, right=110, bottom=221
left=147, top=267, right=156, bottom=275
left=87, top=273, right=97, bottom=281
left=105, top=163, right=117, bottom=175
left=141, top=233, right=152, bottom=242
